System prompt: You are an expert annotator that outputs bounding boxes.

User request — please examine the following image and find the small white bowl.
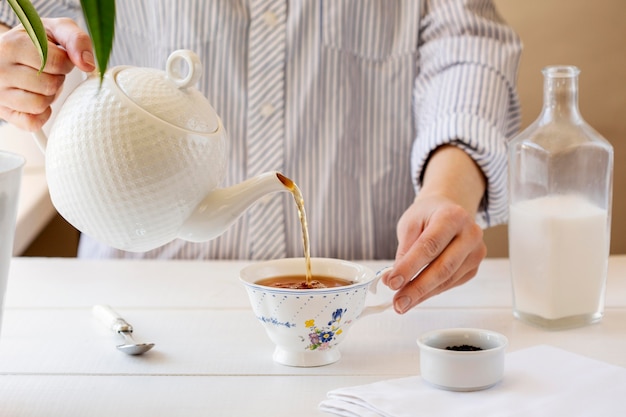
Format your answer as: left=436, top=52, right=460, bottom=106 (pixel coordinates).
left=416, top=328, right=508, bottom=391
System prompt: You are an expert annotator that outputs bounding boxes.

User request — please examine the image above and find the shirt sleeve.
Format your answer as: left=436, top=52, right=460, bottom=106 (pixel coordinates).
left=411, top=0, right=522, bottom=228
left=0, top=1, right=81, bottom=28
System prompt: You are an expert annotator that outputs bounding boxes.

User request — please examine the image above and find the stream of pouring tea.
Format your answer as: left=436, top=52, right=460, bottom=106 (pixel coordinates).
left=276, top=173, right=312, bottom=285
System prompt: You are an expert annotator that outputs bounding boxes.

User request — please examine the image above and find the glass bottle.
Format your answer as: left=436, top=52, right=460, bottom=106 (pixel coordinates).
left=508, top=66, right=613, bottom=329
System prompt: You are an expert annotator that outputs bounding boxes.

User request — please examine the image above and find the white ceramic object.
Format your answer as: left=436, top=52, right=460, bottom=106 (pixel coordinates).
left=240, top=258, right=392, bottom=367
left=34, top=50, right=287, bottom=252
left=416, top=328, right=508, bottom=391
left=0, top=151, right=25, bottom=336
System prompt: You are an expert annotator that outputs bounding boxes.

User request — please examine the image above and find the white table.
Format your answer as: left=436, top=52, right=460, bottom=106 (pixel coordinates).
left=1, top=256, right=625, bottom=416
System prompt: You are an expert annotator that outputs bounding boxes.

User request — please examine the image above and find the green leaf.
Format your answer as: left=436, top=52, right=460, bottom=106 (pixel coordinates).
left=80, top=0, right=115, bottom=82
left=6, top=0, right=48, bottom=72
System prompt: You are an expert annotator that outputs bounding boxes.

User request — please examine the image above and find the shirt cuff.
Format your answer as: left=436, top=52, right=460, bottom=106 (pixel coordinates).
left=411, top=116, right=508, bottom=228
left=411, top=66, right=519, bottom=228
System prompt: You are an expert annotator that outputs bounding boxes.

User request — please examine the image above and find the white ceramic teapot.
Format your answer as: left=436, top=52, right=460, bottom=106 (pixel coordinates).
left=34, top=50, right=289, bottom=252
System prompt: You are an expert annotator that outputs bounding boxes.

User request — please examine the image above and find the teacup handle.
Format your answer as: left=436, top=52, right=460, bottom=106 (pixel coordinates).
left=359, top=266, right=393, bottom=318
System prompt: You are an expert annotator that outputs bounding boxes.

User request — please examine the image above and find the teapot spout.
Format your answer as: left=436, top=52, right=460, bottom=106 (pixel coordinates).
left=178, top=171, right=292, bottom=242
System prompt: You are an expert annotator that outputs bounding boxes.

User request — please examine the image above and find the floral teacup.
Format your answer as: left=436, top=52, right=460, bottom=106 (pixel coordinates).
left=240, top=258, right=391, bottom=367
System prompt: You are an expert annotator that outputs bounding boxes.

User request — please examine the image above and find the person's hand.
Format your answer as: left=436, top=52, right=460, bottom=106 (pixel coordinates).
left=384, top=193, right=487, bottom=313
left=0, top=18, right=95, bottom=131
left=382, top=145, right=488, bottom=313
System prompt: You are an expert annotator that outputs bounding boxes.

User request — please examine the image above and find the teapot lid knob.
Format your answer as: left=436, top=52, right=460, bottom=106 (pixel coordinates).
left=166, top=50, right=203, bottom=89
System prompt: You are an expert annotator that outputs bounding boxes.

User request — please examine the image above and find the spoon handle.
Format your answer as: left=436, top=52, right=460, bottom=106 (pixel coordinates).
left=93, top=304, right=133, bottom=333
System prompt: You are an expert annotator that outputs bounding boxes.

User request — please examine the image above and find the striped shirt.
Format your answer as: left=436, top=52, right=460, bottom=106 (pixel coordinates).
left=0, top=0, right=522, bottom=260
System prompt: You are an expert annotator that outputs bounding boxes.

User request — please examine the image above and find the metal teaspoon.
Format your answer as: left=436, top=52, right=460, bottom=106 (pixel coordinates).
left=93, top=304, right=155, bottom=355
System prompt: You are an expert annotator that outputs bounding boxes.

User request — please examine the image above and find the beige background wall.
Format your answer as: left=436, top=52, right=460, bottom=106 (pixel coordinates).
left=486, top=0, right=626, bottom=256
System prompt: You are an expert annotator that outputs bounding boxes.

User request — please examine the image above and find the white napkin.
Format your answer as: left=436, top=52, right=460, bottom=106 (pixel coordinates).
left=319, top=345, right=626, bottom=417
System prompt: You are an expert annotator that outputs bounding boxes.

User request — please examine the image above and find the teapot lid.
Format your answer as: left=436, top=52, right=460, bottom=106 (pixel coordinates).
left=114, top=50, right=219, bottom=134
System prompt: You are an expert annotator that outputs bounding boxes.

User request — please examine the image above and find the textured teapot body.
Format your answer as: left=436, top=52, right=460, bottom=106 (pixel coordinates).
left=46, top=68, right=229, bottom=251
left=38, top=50, right=288, bottom=252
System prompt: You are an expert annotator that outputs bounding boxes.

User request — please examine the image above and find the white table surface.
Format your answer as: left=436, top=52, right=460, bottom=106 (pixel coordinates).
left=1, top=256, right=625, bottom=416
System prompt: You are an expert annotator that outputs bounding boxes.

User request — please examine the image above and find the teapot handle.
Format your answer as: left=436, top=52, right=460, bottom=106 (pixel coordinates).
left=166, top=50, right=203, bottom=89
left=33, top=129, right=48, bottom=153
left=359, top=266, right=394, bottom=318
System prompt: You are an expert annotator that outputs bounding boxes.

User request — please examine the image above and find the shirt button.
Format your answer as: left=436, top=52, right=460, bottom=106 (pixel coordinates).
left=260, top=103, right=275, bottom=117
left=262, top=11, right=278, bottom=28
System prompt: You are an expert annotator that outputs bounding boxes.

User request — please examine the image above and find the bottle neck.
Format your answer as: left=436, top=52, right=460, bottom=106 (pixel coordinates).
left=539, top=66, right=582, bottom=124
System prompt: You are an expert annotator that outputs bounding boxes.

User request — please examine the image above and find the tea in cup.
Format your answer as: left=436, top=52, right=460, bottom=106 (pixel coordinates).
left=240, top=258, right=391, bottom=367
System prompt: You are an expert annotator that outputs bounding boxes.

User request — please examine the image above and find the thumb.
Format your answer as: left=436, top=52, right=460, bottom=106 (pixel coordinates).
left=44, top=18, right=96, bottom=72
